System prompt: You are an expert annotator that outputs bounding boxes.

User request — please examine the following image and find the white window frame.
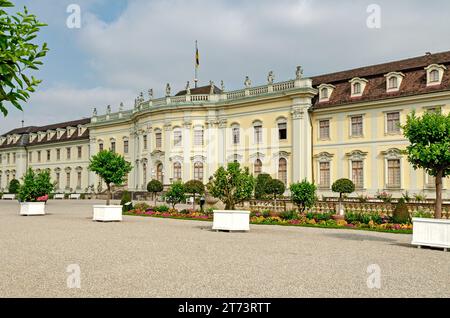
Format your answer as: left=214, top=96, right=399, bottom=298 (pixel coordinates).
left=253, top=121, right=263, bottom=145
left=382, top=148, right=403, bottom=190
left=318, top=84, right=335, bottom=102
left=384, top=110, right=402, bottom=135
left=349, top=114, right=365, bottom=138
left=349, top=77, right=368, bottom=97
left=425, top=64, right=447, bottom=86
left=173, top=128, right=182, bottom=147
left=315, top=152, right=334, bottom=189
left=384, top=72, right=405, bottom=92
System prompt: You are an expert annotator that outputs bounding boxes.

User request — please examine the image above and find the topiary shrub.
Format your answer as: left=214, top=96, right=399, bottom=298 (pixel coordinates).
left=147, top=179, right=164, bottom=206
left=184, top=180, right=205, bottom=210
left=290, top=180, right=317, bottom=213
left=8, top=179, right=20, bottom=194
left=120, top=191, right=133, bottom=212
left=332, top=179, right=355, bottom=199
left=392, top=198, right=411, bottom=224
left=254, top=173, right=272, bottom=199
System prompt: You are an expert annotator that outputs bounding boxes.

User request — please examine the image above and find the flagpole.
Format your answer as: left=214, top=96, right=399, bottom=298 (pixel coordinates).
left=194, top=40, right=199, bottom=88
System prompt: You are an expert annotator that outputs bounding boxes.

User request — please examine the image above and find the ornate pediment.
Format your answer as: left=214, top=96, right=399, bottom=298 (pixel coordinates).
left=151, top=150, right=165, bottom=161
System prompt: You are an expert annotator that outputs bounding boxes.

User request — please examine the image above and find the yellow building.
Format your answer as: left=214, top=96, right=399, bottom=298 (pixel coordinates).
left=1, top=51, right=449, bottom=199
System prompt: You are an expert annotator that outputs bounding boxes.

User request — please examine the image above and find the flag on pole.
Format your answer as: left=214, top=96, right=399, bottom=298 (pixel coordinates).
left=195, top=41, right=200, bottom=68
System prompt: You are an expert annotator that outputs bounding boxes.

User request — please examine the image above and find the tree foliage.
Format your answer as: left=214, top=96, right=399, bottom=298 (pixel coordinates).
left=403, top=111, right=450, bottom=218
left=0, top=0, right=49, bottom=116
left=147, top=179, right=164, bottom=206
left=207, top=162, right=255, bottom=210
left=164, top=181, right=186, bottom=209
left=7, top=178, right=20, bottom=193
left=88, top=150, right=132, bottom=205
left=332, top=179, right=355, bottom=199
left=184, top=180, right=205, bottom=210
left=254, top=173, right=272, bottom=199
left=18, top=168, right=54, bottom=202
left=265, top=179, right=286, bottom=200
left=290, top=180, right=317, bottom=213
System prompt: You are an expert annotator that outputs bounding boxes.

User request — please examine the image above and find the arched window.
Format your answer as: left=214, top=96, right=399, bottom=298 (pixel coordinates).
left=157, top=163, right=164, bottom=184
left=388, top=76, right=398, bottom=89
left=321, top=88, right=328, bottom=99
left=194, top=162, right=204, bottom=181
left=278, top=158, right=287, bottom=185
left=173, top=162, right=182, bottom=181
left=254, top=159, right=262, bottom=176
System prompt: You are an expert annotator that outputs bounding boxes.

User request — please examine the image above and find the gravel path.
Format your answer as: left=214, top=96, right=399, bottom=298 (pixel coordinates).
left=0, top=200, right=449, bottom=298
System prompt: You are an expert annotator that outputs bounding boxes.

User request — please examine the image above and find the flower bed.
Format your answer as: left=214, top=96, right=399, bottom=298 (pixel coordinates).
left=124, top=204, right=413, bottom=234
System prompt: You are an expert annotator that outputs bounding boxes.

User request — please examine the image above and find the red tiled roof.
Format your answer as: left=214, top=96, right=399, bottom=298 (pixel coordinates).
left=312, top=51, right=450, bottom=108
left=175, top=85, right=222, bottom=96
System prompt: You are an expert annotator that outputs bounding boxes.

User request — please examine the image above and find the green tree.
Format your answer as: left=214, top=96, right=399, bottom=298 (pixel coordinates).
left=18, top=168, right=54, bottom=202
left=290, top=180, right=317, bottom=213
left=332, top=179, right=355, bottom=199
left=8, top=178, right=20, bottom=193
left=184, top=180, right=205, bottom=210
left=88, top=150, right=132, bottom=206
left=265, top=178, right=286, bottom=208
left=403, top=111, right=450, bottom=218
left=164, top=181, right=185, bottom=209
left=0, top=1, right=49, bottom=116
left=254, top=173, right=272, bottom=199
left=207, top=162, right=255, bottom=210
left=147, top=179, right=164, bottom=206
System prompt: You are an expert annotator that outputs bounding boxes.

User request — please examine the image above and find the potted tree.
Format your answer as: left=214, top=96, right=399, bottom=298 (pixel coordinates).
left=147, top=179, right=164, bottom=207
left=18, top=168, right=54, bottom=216
left=88, top=150, right=132, bottom=222
left=331, top=178, right=355, bottom=219
left=207, top=162, right=255, bottom=232
left=184, top=180, right=205, bottom=210
left=403, top=111, right=450, bottom=250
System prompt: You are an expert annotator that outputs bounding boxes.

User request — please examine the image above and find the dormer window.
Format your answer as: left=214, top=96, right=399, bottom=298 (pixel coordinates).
left=384, top=72, right=405, bottom=92
left=349, top=78, right=368, bottom=97
left=318, top=84, right=335, bottom=102
left=425, top=64, right=446, bottom=86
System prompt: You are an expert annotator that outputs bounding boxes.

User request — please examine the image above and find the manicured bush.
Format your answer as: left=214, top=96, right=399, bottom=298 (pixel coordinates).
left=265, top=179, right=286, bottom=200
left=184, top=180, right=205, bottom=210
left=155, top=205, right=170, bottom=212
left=8, top=179, right=20, bottom=194
left=147, top=179, right=164, bottom=205
left=290, top=180, right=317, bottom=213
left=332, top=179, right=355, bottom=199
left=120, top=191, right=133, bottom=212
left=254, top=173, right=272, bottom=199
left=392, top=198, right=411, bottom=224
left=164, top=182, right=186, bottom=209
left=279, top=210, right=297, bottom=220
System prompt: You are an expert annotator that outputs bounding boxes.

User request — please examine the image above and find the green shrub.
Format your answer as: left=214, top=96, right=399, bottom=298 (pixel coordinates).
left=134, top=202, right=150, bottom=212
left=254, top=173, right=272, bottom=199
left=262, top=210, right=271, bottom=218
left=164, top=182, right=186, bottom=208
left=332, top=179, right=355, bottom=199
left=18, top=169, right=54, bottom=202
left=120, top=191, right=133, bottom=212
left=392, top=198, right=411, bottom=224
left=8, top=179, right=20, bottom=194
left=315, top=212, right=334, bottom=222
left=290, top=180, right=317, bottom=212
left=155, top=205, right=170, bottom=212
left=147, top=179, right=164, bottom=205
left=413, top=210, right=433, bottom=219
left=279, top=210, right=297, bottom=220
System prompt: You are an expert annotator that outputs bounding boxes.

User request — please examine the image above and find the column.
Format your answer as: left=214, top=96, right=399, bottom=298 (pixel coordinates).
left=163, top=123, right=172, bottom=185
left=183, top=121, right=192, bottom=181
left=218, top=119, right=227, bottom=167
left=291, top=97, right=313, bottom=183
left=88, top=137, right=96, bottom=188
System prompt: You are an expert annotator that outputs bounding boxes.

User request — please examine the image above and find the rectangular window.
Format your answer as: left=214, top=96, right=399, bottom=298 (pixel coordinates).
left=387, top=159, right=401, bottom=188
left=254, top=125, right=263, bottom=144
left=12, top=153, right=16, bottom=164
left=232, top=127, right=240, bottom=145
left=351, top=116, right=363, bottom=137
left=194, top=130, right=204, bottom=146
left=99, top=143, right=104, bottom=152
left=352, top=161, right=364, bottom=188
left=28, top=152, right=32, bottom=163
left=56, top=149, right=61, bottom=161
left=77, top=172, right=82, bottom=189
left=7, top=153, right=10, bottom=164
left=47, top=150, right=51, bottom=161
left=278, top=123, right=287, bottom=140
left=386, top=112, right=400, bottom=134
left=66, top=148, right=71, bottom=160
left=111, top=142, right=116, bottom=153
left=143, top=135, right=148, bottom=150
left=319, top=120, right=330, bottom=140
left=77, top=146, right=82, bottom=159
left=426, top=174, right=436, bottom=188
left=319, top=162, right=330, bottom=188
left=56, top=173, right=60, bottom=189
left=174, top=131, right=182, bottom=147
left=37, top=151, right=41, bottom=162
left=124, top=140, right=129, bottom=154
left=66, top=172, right=71, bottom=189
left=155, top=132, right=162, bottom=148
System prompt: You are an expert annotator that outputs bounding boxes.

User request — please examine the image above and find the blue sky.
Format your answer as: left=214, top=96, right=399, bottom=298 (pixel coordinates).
left=2, top=0, right=450, bottom=134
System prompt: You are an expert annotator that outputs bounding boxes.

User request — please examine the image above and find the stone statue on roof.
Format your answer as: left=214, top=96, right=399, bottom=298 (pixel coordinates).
left=296, top=66, right=303, bottom=79
left=92, top=108, right=97, bottom=117
left=267, top=71, right=274, bottom=84
left=186, top=81, right=191, bottom=95
left=148, top=88, right=153, bottom=99
left=244, top=76, right=252, bottom=88
left=106, top=105, right=111, bottom=114
left=220, top=80, right=225, bottom=91
left=166, top=83, right=171, bottom=97
left=210, top=81, right=215, bottom=95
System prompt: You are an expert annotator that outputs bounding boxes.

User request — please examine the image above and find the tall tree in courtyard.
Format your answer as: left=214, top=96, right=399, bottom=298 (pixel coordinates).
left=0, top=1, right=49, bottom=116
left=88, top=150, right=132, bottom=206
left=403, top=111, right=450, bottom=219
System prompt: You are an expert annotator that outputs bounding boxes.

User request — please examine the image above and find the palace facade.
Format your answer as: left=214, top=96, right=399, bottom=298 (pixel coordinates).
left=1, top=51, right=450, bottom=198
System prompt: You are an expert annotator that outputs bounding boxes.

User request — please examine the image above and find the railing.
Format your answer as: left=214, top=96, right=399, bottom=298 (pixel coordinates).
left=273, top=80, right=295, bottom=92
left=226, top=90, right=246, bottom=100
left=191, top=95, right=209, bottom=102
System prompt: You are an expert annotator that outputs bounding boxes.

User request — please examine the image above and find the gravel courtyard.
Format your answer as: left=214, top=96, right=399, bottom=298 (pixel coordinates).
left=0, top=200, right=449, bottom=298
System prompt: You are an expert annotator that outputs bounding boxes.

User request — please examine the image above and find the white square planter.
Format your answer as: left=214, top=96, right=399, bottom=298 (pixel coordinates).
left=412, top=218, right=450, bottom=251
left=20, top=202, right=46, bottom=216
left=93, top=205, right=123, bottom=222
left=213, top=210, right=250, bottom=232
